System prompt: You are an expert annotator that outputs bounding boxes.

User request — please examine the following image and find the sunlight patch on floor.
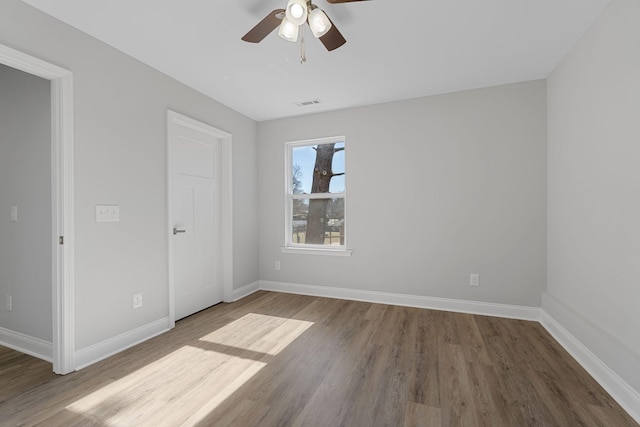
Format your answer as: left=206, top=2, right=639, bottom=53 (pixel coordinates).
left=65, top=313, right=314, bottom=426
left=199, top=312, right=315, bottom=356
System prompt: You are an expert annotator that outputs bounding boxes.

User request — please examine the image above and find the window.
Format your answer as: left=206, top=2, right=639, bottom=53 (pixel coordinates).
left=284, top=137, right=349, bottom=254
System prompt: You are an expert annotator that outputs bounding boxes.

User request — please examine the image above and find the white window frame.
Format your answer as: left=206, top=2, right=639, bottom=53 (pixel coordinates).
left=282, top=136, right=352, bottom=256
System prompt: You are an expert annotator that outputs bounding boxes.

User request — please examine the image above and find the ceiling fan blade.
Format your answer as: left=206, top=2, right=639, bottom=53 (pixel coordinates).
left=326, top=0, right=371, bottom=3
left=319, top=17, right=346, bottom=51
left=241, top=9, right=285, bottom=43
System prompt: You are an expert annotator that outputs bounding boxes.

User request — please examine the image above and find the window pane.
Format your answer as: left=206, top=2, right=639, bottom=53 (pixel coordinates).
left=330, top=143, right=345, bottom=193
left=291, top=197, right=344, bottom=246
left=292, top=141, right=344, bottom=194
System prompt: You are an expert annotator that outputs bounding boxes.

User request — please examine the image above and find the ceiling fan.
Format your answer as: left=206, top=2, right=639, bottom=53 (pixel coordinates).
left=242, top=0, right=370, bottom=59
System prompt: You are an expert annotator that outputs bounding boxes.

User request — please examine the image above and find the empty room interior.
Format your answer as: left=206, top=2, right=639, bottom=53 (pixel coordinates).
left=1, top=0, right=639, bottom=425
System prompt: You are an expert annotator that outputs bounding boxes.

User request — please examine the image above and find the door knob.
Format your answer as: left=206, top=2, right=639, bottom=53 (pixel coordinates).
left=173, top=227, right=186, bottom=235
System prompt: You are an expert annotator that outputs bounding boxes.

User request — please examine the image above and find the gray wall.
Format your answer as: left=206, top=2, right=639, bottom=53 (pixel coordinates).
left=546, top=0, right=640, bottom=391
left=0, top=0, right=259, bottom=351
left=0, top=64, right=52, bottom=342
left=259, top=81, right=547, bottom=307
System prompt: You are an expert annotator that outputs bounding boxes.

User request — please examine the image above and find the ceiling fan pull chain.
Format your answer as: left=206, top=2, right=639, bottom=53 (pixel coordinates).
left=300, top=24, right=307, bottom=63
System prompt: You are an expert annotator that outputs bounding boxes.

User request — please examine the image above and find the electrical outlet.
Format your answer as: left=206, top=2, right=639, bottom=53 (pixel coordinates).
left=275, top=261, right=281, bottom=271
left=6, top=295, right=12, bottom=311
left=133, top=293, right=143, bottom=309
left=470, top=274, right=480, bottom=287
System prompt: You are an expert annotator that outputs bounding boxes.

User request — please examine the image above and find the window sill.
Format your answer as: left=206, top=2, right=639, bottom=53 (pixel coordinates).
left=280, top=247, right=353, bottom=257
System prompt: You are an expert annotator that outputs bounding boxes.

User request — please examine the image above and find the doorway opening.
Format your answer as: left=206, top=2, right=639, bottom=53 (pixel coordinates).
left=0, top=43, right=75, bottom=374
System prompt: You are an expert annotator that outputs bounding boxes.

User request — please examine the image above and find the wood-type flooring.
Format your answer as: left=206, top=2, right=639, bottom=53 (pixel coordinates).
left=0, top=291, right=637, bottom=426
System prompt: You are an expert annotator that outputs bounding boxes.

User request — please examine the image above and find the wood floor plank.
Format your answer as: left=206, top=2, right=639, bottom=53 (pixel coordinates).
left=193, top=398, right=271, bottom=427
left=489, top=317, right=548, bottom=373
left=0, top=347, right=56, bottom=403
left=438, top=343, right=479, bottom=426
left=485, top=333, right=567, bottom=426
left=454, top=313, right=493, bottom=366
left=348, top=306, right=412, bottom=426
left=473, top=314, right=503, bottom=339
left=584, top=401, right=640, bottom=427
left=523, top=366, right=590, bottom=426
left=291, top=313, right=384, bottom=425
left=0, top=291, right=637, bottom=427
left=406, top=308, right=440, bottom=408
left=523, top=321, right=622, bottom=410
left=363, top=302, right=389, bottom=321
left=404, top=401, right=442, bottom=427
left=465, top=361, right=512, bottom=427
left=434, top=310, right=461, bottom=346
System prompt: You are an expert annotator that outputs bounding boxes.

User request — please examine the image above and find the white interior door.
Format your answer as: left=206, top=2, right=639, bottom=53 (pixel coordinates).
left=169, top=114, right=223, bottom=320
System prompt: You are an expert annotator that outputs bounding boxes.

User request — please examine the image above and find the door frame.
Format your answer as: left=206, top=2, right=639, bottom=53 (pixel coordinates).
left=166, top=110, right=233, bottom=328
left=0, top=44, right=75, bottom=374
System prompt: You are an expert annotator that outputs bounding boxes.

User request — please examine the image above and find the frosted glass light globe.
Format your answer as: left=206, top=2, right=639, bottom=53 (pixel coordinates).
left=308, top=8, right=332, bottom=38
left=290, top=3, right=304, bottom=19
left=278, top=17, right=299, bottom=42
left=285, top=0, right=308, bottom=26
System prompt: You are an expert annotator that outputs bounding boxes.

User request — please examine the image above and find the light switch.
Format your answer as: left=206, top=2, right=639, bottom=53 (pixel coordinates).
left=96, top=205, right=120, bottom=222
left=10, top=206, right=17, bottom=222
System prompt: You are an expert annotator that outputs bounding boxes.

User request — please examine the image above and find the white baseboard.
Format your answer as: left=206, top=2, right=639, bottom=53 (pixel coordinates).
left=258, top=280, right=540, bottom=321
left=540, top=303, right=640, bottom=424
left=232, top=281, right=260, bottom=301
left=74, top=317, right=171, bottom=371
left=0, top=327, right=52, bottom=362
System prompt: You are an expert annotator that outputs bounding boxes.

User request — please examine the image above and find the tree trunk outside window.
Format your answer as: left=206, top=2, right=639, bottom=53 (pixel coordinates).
left=305, top=143, right=344, bottom=244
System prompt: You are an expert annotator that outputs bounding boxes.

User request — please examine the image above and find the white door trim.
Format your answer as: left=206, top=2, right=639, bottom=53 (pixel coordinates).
left=167, top=110, right=233, bottom=329
left=0, top=44, right=75, bottom=374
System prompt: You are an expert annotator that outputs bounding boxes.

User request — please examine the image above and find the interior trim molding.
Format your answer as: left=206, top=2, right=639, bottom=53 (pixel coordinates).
left=74, top=317, right=170, bottom=371
left=258, top=280, right=541, bottom=321
left=540, top=305, right=640, bottom=423
left=0, top=327, right=53, bottom=363
left=232, top=281, right=260, bottom=301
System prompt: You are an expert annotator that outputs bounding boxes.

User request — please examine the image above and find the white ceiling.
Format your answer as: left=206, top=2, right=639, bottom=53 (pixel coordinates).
left=21, top=0, right=610, bottom=121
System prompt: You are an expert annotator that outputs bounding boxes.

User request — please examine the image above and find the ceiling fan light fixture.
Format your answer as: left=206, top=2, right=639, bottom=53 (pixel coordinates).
left=285, top=0, right=308, bottom=26
left=278, top=16, right=299, bottom=42
left=308, top=8, right=332, bottom=38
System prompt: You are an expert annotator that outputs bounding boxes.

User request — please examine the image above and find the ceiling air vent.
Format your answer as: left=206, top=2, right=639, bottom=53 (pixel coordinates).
left=294, top=99, right=322, bottom=107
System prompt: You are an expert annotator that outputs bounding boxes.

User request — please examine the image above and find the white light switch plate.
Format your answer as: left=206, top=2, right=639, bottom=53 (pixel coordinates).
left=96, top=205, right=120, bottom=222
left=10, top=206, right=17, bottom=222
